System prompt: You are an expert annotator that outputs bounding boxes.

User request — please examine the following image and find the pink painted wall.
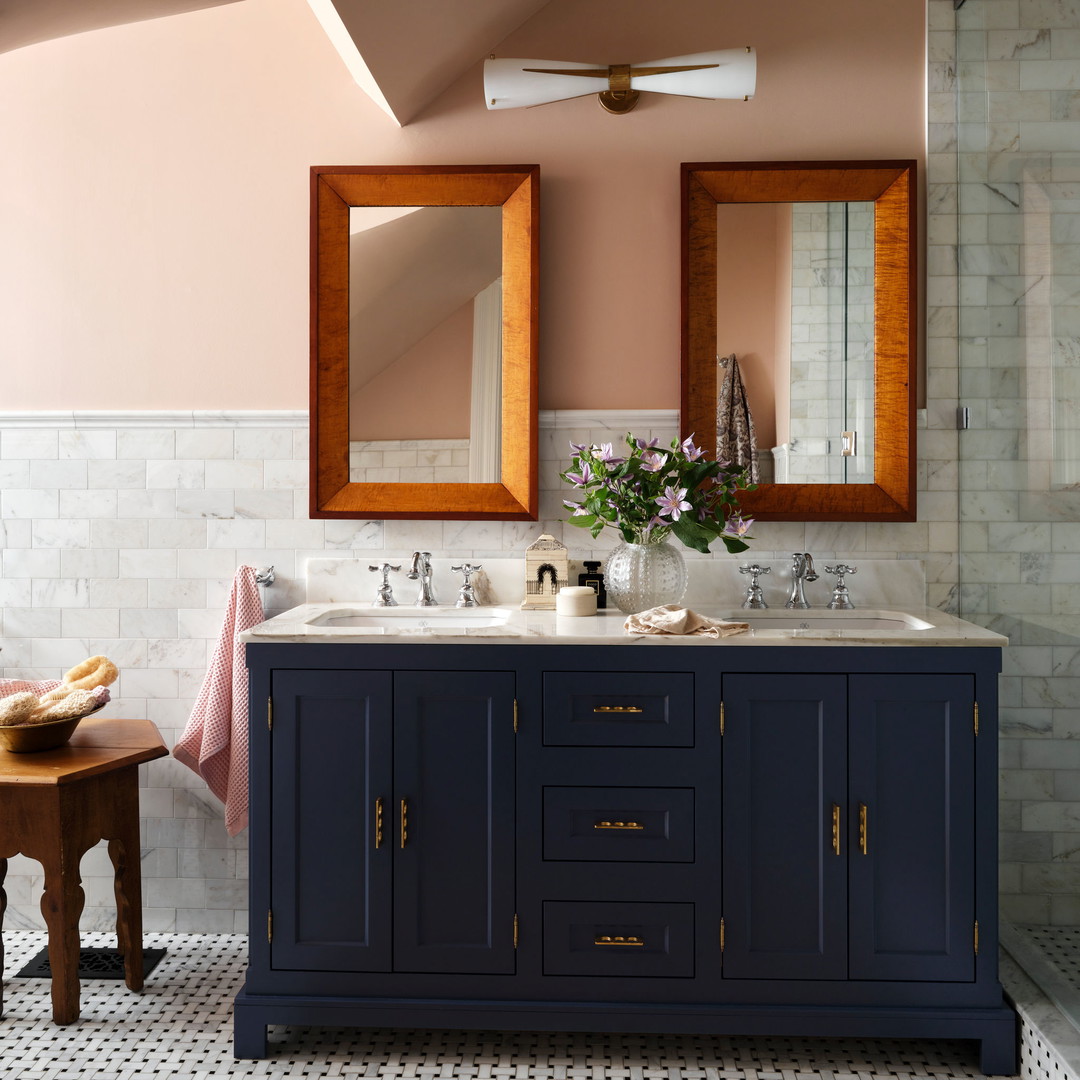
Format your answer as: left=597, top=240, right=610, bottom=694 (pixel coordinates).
left=350, top=299, right=473, bottom=441
left=714, top=203, right=789, bottom=451
left=0, top=0, right=924, bottom=410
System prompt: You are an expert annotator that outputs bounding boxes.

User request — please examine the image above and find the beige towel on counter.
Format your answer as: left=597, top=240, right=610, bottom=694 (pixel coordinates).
left=624, top=605, right=750, bottom=638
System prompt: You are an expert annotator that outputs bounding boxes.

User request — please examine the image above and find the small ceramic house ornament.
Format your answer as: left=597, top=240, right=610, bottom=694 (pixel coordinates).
left=521, top=534, right=570, bottom=610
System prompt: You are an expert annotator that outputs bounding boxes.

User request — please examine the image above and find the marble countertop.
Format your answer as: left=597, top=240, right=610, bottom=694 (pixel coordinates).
left=242, top=603, right=1007, bottom=647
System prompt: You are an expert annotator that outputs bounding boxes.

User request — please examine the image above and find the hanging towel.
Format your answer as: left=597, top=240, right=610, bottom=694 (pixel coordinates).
left=174, top=565, right=264, bottom=836
left=716, top=353, right=760, bottom=483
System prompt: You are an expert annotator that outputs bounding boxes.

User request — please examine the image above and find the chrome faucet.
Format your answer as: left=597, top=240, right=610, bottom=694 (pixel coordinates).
left=407, top=551, right=438, bottom=607
left=738, top=564, right=771, bottom=609
left=451, top=562, right=483, bottom=608
left=785, top=552, right=818, bottom=609
left=368, top=562, right=401, bottom=607
left=825, top=563, right=858, bottom=609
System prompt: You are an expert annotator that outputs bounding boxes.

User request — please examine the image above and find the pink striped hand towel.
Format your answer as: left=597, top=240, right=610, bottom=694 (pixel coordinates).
left=174, top=565, right=264, bottom=836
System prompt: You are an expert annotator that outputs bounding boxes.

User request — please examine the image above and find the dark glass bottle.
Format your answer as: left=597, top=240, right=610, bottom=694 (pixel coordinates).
left=578, top=560, right=607, bottom=609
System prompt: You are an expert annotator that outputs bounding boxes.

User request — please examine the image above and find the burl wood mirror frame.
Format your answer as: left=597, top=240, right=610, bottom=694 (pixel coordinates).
left=682, top=160, right=917, bottom=521
left=311, top=165, right=539, bottom=520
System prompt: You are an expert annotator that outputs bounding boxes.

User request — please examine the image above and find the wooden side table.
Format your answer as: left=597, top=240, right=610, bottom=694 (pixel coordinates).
left=0, top=717, right=167, bottom=1024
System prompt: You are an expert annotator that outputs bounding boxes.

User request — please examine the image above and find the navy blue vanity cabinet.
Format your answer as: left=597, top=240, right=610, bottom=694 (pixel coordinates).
left=236, top=642, right=1016, bottom=1074
left=722, top=673, right=975, bottom=984
left=240, top=657, right=516, bottom=1057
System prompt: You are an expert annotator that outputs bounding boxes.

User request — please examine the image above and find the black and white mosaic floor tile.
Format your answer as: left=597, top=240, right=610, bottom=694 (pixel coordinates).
left=1, top=931, right=1010, bottom=1080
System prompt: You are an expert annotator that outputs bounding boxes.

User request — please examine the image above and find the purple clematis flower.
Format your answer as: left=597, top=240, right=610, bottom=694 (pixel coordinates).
left=596, top=442, right=625, bottom=465
left=680, top=435, right=705, bottom=461
left=722, top=515, right=754, bottom=538
left=564, top=462, right=594, bottom=487
left=569, top=441, right=589, bottom=455
left=656, top=486, right=692, bottom=521
left=635, top=437, right=660, bottom=450
left=640, top=451, right=665, bottom=472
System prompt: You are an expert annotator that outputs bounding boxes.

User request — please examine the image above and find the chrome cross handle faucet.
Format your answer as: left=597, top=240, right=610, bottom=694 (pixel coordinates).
left=408, top=551, right=437, bottom=607
left=451, top=562, right=483, bottom=608
left=738, top=564, right=771, bottom=609
left=785, top=552, right=818, bottom=609
left=368, top=562, right=402, bottom=607
left=825, top=563, right=858, bottom=610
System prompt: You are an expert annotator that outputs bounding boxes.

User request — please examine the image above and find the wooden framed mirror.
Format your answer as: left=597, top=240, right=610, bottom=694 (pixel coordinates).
left=681, top=160, right=916, bottom=521
left=311, top=165, right=539, bottom=520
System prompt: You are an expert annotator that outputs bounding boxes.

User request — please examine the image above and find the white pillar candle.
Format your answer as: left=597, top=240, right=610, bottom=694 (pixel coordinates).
left=556, top=585, right=598, bottom=617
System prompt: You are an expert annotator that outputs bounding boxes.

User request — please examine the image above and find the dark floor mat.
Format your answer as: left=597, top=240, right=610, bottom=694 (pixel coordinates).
left=14, top=946, right=166, bottom=980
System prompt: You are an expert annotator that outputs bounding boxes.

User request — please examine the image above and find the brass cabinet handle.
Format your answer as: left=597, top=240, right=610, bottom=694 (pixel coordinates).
left=375, top=796, right=384, bottom=849
left=400, top=798, right=408, bottom=849
left=831, top=803, right=841, bottom=855
left=593, top=705, right=644, bottom=714
left=594, top=820, right=644, bottom=830
left=859, top=802, right=868, bottom=854
left=594, top=935, right=644, bottom=946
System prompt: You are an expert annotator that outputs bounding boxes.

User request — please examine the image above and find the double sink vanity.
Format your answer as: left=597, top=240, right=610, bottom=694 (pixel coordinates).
left=234, top=593, right=1017, bottom=1073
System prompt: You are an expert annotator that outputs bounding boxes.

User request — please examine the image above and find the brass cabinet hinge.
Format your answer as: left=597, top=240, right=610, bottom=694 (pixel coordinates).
left=974, top=919, right=979, bottom=955
left=267, top=909, right=273, bottom=944
left=514, top=699, right=519, bottom=734
left=974, top=701, right=979, bottom=736
left=720, top=702, right=725, bottom=736
left=267, top=696, right=273, bottom=731
left=514, top=913, right=519, bottom=949
left=720, top=916, right=725, bottom=952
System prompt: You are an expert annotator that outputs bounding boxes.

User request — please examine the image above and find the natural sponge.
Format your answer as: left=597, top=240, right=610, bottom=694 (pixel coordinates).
left=0, top=692, right=40, bottom=727
left=61, top=655, right=119, bottom=692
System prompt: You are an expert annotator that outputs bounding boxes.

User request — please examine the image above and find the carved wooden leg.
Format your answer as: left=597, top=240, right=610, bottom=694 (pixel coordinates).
left=1, top=857, right=7, bottom=1019
left=107, top=767, right=145, bottom=992
left=38, top=821, right=85, bottom=1025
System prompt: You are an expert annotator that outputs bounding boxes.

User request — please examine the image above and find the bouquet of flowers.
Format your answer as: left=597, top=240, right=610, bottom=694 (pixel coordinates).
left=560, top=434, right=754, bottom=555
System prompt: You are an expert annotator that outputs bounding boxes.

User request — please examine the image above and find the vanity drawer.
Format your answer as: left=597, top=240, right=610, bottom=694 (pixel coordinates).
left=543, top=672, right=694, bottom=747
left=543, top=786, right=694, bottom=862
left=543, top=901, right=694, bottom=978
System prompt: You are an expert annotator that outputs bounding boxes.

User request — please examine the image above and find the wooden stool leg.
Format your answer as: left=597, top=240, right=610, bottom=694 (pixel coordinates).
left=1, top=857, right=7, bottom=1019
left=108, top=767, right=145, bottom=992
left=109, top=840, right=144, bottom=989
left=39, top=835, right=85, bottom=1025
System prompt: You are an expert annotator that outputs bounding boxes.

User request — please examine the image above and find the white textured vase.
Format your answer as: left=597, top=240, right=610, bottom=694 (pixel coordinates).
left=605, top=540, right=688, bottom=615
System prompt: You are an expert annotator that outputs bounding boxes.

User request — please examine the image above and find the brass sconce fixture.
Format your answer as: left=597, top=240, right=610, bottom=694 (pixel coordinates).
left=484, top=48, right=756, bottom=114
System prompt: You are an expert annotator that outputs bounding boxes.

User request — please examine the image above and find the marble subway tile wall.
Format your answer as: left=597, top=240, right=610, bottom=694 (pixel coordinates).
left=0, top=409, right=948, bottom=933
left=931, top=0, right=1080, bottom=924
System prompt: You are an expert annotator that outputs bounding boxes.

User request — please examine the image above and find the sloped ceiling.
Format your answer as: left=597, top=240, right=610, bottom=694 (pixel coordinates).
left=316, top=0, right=551, bottom=126
left=1, top=0, right=552, bottom=126
left=0, top=0, right=242, bottom=55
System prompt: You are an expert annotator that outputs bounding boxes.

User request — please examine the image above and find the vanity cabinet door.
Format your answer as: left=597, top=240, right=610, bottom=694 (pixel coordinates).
left=848, top=674, right=975, bottom=982
left=721, top=674, right=848, bottom=980
left=270, top=669, right=393, bottom=973
left=392, top=670, right=517, bottom=975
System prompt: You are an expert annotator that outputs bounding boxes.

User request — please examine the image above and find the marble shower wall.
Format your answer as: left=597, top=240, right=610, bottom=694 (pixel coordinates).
left=0, top=408, right=950, bottom=933
left=931, top=0, right=1080, bottom=924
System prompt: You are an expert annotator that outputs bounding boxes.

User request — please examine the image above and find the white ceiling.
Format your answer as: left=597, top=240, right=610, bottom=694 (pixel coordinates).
left=0, top=0, right=552, bottom=125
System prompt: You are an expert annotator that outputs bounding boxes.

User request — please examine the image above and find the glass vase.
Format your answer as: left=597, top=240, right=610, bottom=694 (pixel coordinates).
left=605, top=540, right=688, bottom=615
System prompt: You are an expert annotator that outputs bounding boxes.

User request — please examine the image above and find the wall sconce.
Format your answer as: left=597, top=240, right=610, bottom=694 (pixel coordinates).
left=484, top=47, right=755, bottom=114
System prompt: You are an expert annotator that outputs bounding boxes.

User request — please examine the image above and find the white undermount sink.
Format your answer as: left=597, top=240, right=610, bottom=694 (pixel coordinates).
left=730, top=608, right=934, bottom=631
left=306, top=606, right=515, bottom=630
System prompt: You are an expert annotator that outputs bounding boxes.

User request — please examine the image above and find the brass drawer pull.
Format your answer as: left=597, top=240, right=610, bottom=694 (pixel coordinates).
left=594, top=820, right=644, bottom=830
left=400, top=798, right=408, bottom=849
left=594, top=935, right=644, bottom=946
left=593, top=705, right=644, bottom=714
left=831, top=803, right=841, bottom=856
left=859, top=802, right=868, bottom=855
left=375, top=796, right=384, bottom=849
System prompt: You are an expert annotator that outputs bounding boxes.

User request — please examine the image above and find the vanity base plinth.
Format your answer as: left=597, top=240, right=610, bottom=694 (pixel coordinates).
left=233, top=989, right=1017, bottom=1074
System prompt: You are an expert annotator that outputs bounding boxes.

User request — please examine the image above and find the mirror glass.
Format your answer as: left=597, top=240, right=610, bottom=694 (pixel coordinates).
left=310, top=166, right=539, bottom=521
left=716, top=199, right=875, bottom=485
left=348, top=205, right=503, bottom=485
left=682, top=161, right=916, bottom=522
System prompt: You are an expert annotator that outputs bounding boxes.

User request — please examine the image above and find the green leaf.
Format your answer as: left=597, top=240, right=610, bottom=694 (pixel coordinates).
left=671, top=516, right=714, bottom=554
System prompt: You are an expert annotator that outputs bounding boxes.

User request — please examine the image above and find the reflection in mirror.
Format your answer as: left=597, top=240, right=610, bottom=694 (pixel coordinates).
left=715, top=200, right=875, bottom=485
left=348, top=206, right=503, bottom=485
left=682, top=161, right=916, bottom=522
left=310, top=166, right=539, bottom=521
